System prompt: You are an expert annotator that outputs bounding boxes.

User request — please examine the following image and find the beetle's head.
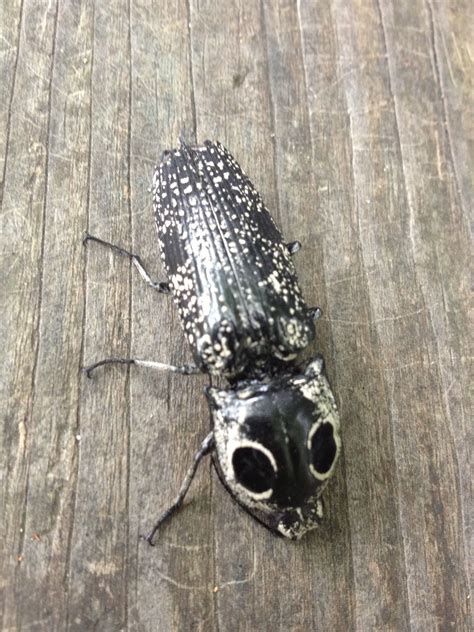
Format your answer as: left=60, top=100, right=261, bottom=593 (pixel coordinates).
left=206, top=355, right=341, bottom=539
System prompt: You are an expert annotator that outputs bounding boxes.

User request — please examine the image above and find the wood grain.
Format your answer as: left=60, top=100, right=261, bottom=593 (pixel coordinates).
left=1, top=0, right=471, bottom=630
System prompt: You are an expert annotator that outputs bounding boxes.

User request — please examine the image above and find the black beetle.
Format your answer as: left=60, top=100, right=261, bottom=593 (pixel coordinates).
left=84, top=139, right=340, bottom=543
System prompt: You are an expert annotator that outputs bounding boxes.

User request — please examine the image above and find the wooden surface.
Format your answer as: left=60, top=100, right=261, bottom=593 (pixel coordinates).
left=0, top=0, right=471, bottom=630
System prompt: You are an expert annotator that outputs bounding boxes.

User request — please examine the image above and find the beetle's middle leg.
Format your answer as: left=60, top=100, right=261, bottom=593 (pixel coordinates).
left=83, top=358, right=200, bottom=379
left=83, top=232, right=170, bottom=294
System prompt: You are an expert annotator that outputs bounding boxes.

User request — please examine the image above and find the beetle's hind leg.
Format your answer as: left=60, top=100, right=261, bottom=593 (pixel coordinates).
left=141, top=432, right=215, bottom=546
left=83, top=232, right=170, bottom=294
left=83, top=358, right=200, bottom=379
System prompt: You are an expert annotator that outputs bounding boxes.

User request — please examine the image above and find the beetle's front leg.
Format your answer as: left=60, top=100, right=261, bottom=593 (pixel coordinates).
left=141, top=431, right=215, bottom=546
left=83, top=232, right=171, bottom=293
left=83, top=358, right=201, bottom=379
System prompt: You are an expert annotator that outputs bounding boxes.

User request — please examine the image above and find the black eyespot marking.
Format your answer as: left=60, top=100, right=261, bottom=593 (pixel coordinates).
left=232, top=446, right=276, bottom=494
left=310, top=422, right=337, bottom=475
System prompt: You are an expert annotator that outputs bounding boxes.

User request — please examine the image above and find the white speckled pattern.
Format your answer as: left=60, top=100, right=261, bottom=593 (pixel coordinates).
left=153, top=140, right=315, bottom=379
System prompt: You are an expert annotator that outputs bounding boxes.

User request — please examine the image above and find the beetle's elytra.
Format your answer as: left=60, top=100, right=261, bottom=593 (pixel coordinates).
left=84, top=138, right=341, bottom=543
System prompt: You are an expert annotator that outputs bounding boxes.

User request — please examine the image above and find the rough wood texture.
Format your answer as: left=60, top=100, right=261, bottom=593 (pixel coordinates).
left=1, top=1, right=471, bottom=630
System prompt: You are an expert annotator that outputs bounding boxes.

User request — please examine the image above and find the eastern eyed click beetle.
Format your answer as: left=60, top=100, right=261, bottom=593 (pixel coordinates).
left=84, top=139, right=341, bottom=543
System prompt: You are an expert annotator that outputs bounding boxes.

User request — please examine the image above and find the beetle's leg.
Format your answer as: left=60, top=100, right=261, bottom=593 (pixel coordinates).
left=83, top=358, right=200, bottom=379
left=83, top=232, right=170, bottom=294
left=141, top=432, right=215, bottom=546
left=308, top=307, right=322, bottom=320
left=286, top=240, right=302, bottom=255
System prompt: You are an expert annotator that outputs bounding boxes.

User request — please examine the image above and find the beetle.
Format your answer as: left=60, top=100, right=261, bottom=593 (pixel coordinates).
left=84, top=138, right=341, bottom=543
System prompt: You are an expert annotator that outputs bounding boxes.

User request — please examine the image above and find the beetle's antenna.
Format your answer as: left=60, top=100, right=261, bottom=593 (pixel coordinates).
left=141, top=432, right=215, bottom=546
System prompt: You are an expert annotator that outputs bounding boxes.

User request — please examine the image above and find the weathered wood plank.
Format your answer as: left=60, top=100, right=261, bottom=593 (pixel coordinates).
left=329, top=0, right=471, bottom=628
left=128, top=1, right=214, bottom=630
left=435, top=0, right=474, bottom=595
left=66, top=1, right=131, bottom=629
left=0, top=0, right=22, bottom=200
left=0, top=1, right=60, bottom=629
left=7, top=2, right=93, bottom=630
left=377, top=0, right=471, bottom=626
left=427, top=0, right=472, bottom=217
left=0, top=0, right=471, bottom=630
left=297, top=0, right=410, bottom=628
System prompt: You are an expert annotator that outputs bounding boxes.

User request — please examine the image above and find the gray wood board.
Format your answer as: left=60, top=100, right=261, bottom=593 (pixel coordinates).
left=0, top=0, right=471, bottom=630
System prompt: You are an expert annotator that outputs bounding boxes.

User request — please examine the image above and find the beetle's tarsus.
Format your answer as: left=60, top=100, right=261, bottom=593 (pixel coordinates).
left=139, top=532, right=156, bottom=547
left=82, top=358, right=135, bottom=378
left=83, top=366, right=94, bottom=379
